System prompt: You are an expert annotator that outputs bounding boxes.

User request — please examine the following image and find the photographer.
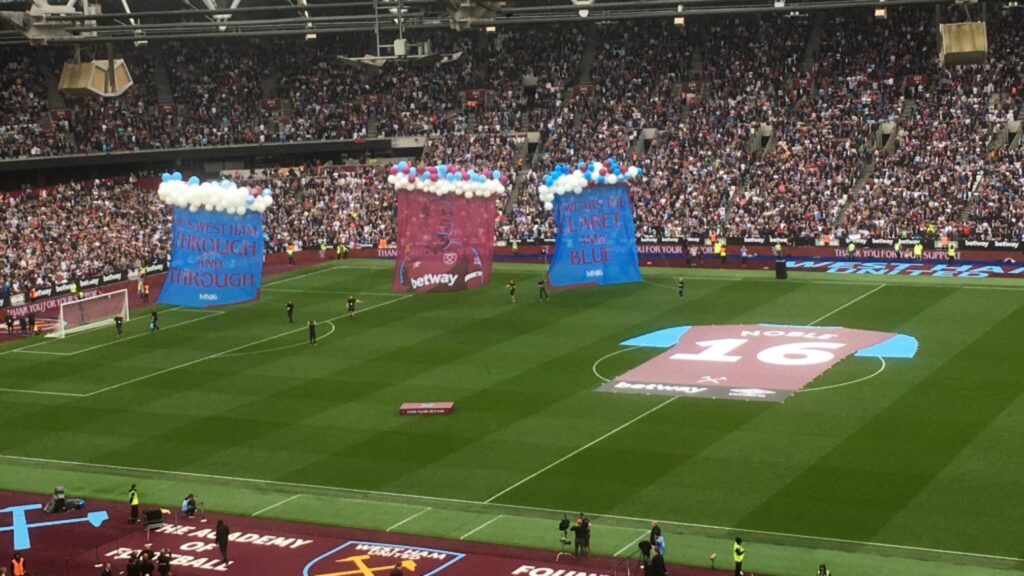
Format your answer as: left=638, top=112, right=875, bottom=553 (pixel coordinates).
left=181, top=494, right=197, bottom=518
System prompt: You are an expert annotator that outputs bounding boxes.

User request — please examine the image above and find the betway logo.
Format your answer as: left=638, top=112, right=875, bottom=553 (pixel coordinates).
left=614, top=382, right=708, bottom=394
left=994, top=241, right=1021, bottom=249
left=410, top=273, right=459, bottom=289
left=963, top=240, right=991, bottom=248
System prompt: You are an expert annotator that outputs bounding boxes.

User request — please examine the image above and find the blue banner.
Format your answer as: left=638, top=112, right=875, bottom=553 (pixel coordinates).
left=548, top=185, right=641, bottom=287
left=158, top=207, right=264, bottom=307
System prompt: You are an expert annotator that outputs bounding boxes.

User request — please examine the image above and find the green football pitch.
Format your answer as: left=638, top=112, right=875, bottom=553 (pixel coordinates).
left=2, top=260, right=1023, bottom=576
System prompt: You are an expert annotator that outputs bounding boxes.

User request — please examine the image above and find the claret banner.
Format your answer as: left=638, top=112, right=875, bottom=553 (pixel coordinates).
left=393, top=189, right=495, bottom=292
left=159, top=207, right=264, bottom=307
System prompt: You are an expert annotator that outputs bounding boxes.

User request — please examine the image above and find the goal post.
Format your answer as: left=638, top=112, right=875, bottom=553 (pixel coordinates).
left=51, top=289, right=130, bottom=338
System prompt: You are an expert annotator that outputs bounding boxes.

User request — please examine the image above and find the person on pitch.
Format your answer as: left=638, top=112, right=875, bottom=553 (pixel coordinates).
left=308, top=320, right=317, bottom=345
left=149, top=309, right=159, bottom=332
left=733, top=537, right=746, bottom=576
left=347, top=296, right=360, bottom=318
left=286, top=300, right=294, bottom=323
left=677, top=277, right=685, bottom=299
left=507, top=280, right=516, bottom=303
left=128, top=484, right=139, bottom=523
left=537, top=278, right=549, bottom=301
left=114, top=315, right=124, bottom=337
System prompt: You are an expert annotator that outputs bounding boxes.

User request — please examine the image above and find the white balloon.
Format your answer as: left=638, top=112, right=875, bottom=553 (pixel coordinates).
left=544, top=201, right=554, bottom=211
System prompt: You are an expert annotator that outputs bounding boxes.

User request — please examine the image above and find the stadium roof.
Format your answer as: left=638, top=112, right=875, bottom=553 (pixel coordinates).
left=0, top=0, right=969, bottom=44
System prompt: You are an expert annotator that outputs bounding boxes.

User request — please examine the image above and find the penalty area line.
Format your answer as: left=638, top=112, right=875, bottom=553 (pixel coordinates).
left=459, top=515, right=503, bottom=540
left=613, top=530, right=651, bottom=557
left=251, top=493, right=302, bottom=517
left=386, top=507, right=432, bottom=532
left=82, top=294, right=412, bottom=398
left=484, top=396, right=678, bottom=503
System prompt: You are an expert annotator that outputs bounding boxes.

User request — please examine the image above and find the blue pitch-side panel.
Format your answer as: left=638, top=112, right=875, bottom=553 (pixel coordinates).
left=620, top=326, right=691, bottom=348
left=623, top=325, right=918, bottom=358
left=855, top=333, right=919, bottom=358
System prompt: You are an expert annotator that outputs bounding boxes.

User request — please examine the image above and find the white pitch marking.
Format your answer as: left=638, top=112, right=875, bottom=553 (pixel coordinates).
left=262, top=288, right=398, bottom=296
left=485, top=397, right=678, bottom=503
left=591, top=346, right=638, bottom=383
left=798, top=357, right=887, bottom=393
left=386, top=507, right=432, bottom=532
left=613, top=530, right=651, bottom=557
left=0, top=387, right=83, bottom=398
left=11, top=349, right=74, bottom=356
left=251, top=493, right=302, bottom=517
left=261, top=261, right=384, bottom=287
left=64, top=310, right=224, bottom=356
left=808, top=284, right=886, bottom=326
left=219, top=321, right=336, bottom=358
left=83, top=295, right=411, bottom=397
left=459, top=515, right=503, bottom=540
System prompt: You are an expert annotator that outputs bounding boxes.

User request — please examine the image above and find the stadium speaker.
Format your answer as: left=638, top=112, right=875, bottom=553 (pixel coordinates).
left=939, top=22, right=987, bottom=66
left=775, top=259, right=788, bottom=280
left=58, top=60, right=133, bottom=98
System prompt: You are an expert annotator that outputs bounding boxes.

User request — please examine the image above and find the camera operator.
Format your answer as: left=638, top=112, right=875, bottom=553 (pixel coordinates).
left=570, top=517, right=587, bottom=557
left=645, top=546, right=667, bottom=576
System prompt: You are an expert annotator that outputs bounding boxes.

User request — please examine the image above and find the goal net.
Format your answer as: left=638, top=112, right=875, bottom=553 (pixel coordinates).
left=50, top=289, right=130, bottom=338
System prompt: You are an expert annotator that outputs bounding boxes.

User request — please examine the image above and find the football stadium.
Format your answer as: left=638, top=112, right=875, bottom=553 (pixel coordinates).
left=1, top=1, right=1023, bottom=575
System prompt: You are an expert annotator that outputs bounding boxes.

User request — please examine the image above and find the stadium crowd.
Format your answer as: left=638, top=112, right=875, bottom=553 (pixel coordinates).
left=2, top=8, right=1023, bottom=296
left=0, top=175, right=167, bottom=299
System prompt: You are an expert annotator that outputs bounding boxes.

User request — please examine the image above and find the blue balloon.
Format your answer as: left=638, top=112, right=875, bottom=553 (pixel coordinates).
left=492, top=170, right=501, bottom=180
left=576, top=162, right=585, bottom=170
left=245, top=195, right=255, bottom=205
left=637, top=168, right=644, bottom=176
left=545, top=176, right=554, bottom=186
left=220, top=180, right=231, bottom=189
left=161, top=172, right=171, bottom=182
left=409, top=167, right=417, bottom=176
left=438, top=165, right=448, bottom=175
left=398, top=160, right=408, bottom=170
left=262, top=189, right=272, bottom=197
left=188, top=176, right=200, bottom=186
left=597, top=175, right=606, bottom=184
left=613, top=168, right=622, bottom=176
left=584, top=172, right=592, bottom=181
left=172, top=171, right=183, bottom=181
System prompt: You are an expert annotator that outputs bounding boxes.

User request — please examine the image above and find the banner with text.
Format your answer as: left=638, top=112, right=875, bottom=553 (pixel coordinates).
left=159, top=207, right=263, bottom=307
left=548, top=184, right=641, bottom=287
left=393, top=190, right=495, bottom=292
